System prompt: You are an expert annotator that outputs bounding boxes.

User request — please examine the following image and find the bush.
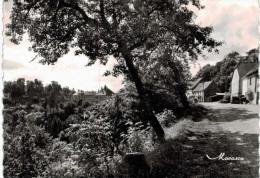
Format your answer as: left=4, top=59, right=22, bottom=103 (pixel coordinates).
left=63, top=102, right=76, bottom=118
left=25, top=112, right=45, bottom=126
left=126, top=126, right=155, bottom=153
left=45, top=141, right=86, bottom=177
left=156, top=110, right=176, bottom=128
left=4, top=124, right=51, bottom=178
left=3, top=97, right=13, bottom=106
left=82, top=101, right=91, bottom=108
left=31, top=104, right=45, bottom=112
left=46, top=114, right=65, bottom=137
left=246, top=90, right=254, bottom=102
left=65, top=114, right=82, bottom=125
left=61, top=118, right=120, bottom=177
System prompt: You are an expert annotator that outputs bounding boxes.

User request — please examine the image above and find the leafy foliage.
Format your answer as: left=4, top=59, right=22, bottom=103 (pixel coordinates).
left=194, top=49, right=258, bottom=92
left=7, top=0, right=220, bottom=65
left=246, top=90, right=254, bottom=102
left=4, top=117, right=52, bottom=178
left=6, top=0, right=221, bottom=139
left=4, top=78, right=26, bottom=98
left=26, top=79, right=44, bottom=98
left=3, top=75, right=212, bottom=178
left=156, top=110, right=177, bottom=128
left=4, top=0, right=223, bottom=176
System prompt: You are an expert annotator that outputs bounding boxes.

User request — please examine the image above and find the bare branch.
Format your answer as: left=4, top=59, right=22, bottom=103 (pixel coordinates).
left=29, top=54, right=39, bottom=63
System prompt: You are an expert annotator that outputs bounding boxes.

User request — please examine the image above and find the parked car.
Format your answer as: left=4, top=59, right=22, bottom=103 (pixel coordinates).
left=231, top=96, right=240, bottom=104
left=240, top=95, right=249, bottom=104
left=230, top=96, right=249, bottom=104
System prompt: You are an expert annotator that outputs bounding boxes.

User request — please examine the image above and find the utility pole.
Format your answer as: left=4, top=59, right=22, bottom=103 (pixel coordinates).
left=203, top=81, right=205, bottom=102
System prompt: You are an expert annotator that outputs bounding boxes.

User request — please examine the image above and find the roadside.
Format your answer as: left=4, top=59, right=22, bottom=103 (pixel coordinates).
left=148, top=103, right=259, bottom=178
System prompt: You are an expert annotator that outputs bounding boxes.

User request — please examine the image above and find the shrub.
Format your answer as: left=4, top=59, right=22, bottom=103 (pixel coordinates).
left=3, top=97, right=13, bottom=106
left=63, top=101, right=76, bottom=118
left=65, top=114, right=82, bottom=125
left=62, top=117, right=121, bottom=177
left=126, top=126, right=155, bottom=153
left=46, top=114, right=64, bottom=137
left=4, top=123, right=51, bottom=178
left=156, top=110, right=176, bottom=128
left=25, top=112, right=45, bottom=126
left=45, top=141, right=86, bottom=177
left=246, top=90, right=254, bottom=102
left=82, top=101, right=91, bottom=108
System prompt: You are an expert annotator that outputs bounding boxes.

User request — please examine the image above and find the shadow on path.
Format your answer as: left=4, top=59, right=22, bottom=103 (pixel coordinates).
left=146, top=131, right=258, bottom=178
left=205, top=106, right=258, bottom=122
left=149, top=103, right=259, bottom=178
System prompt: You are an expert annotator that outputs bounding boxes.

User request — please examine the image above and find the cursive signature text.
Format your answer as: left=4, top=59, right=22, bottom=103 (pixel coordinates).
left=206, top=153, right=244, bottom=161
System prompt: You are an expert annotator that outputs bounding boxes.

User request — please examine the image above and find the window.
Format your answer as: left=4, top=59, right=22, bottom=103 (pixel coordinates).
left=249, top=77, right=252, bottom=85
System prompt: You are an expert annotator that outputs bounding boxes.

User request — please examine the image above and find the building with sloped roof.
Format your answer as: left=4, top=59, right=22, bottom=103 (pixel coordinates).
left=186, top=78, right=203, bottom=97
left=230, top=62, right=258, bottom=103
left=192, top=81, right=218, bottom=102
left=241, top=65, right=259, bottom=104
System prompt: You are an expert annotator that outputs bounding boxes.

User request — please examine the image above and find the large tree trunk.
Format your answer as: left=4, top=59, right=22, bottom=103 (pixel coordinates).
left=167, top=60, right=190, bottom=109
left=119, top=43, right=165, bottom=142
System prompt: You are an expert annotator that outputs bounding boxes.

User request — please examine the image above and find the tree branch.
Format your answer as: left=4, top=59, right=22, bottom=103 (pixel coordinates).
left=47, top=0, right=63, bottom=22
left=99, top=0, right=111, bottom=30
left=61, top=0, right=98, bottom=26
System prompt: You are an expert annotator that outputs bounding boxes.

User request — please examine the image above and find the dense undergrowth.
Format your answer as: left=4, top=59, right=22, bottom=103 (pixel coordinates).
left=3, top=80, right=208, bottom=178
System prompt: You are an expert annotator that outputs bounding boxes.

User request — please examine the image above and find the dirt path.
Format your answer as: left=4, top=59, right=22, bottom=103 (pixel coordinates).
left=166, top=103, right=259, bottom=137
left=202, top=102, right=259, bottom=134
left=162, top=103, right=259, bottom=178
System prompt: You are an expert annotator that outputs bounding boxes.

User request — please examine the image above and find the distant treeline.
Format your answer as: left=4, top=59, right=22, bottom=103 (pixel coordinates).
left=4, top=79, right=114, bottom=97
left=3, top=78, right=114, bottom=106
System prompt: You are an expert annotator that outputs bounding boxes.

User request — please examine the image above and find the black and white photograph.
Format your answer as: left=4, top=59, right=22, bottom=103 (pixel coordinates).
left=2, top=0, right=259, bottom=177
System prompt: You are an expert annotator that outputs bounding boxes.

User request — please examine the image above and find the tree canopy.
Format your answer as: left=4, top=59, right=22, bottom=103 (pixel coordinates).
left=6, top=0, right=221, bottom=140
left=4, top=78, right=26, bottom=98
left=7, top=0, right=220, bottom=71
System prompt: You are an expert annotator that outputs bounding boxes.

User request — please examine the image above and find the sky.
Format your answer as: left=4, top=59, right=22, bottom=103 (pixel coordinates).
left=3, top=0, right=258, bottom=92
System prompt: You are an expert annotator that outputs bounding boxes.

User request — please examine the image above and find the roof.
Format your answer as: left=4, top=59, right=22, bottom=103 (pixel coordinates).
left=235, top=55, right=258, bottom=68
left=243, top=65, right=258, bottom=78
left=188, top=78, right=203, bottom=90
left=235, top=62, right=258, bottom=78
left=193, top=81, right=212, bottom=92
